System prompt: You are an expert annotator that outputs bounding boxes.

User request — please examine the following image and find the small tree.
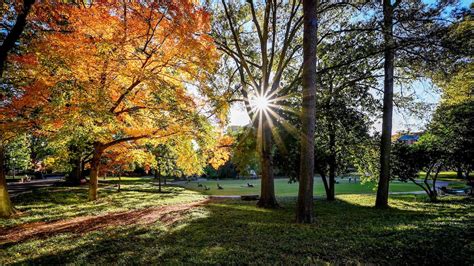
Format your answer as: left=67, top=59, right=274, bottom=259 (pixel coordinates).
left=392, top=134, right=445, bottom=202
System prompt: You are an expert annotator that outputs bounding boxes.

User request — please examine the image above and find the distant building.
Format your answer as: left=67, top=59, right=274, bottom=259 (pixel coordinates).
left=226, top=124, right=251, bottom=134
left=227, top=125, right=243, bottom=133
left=395, top=131, right=423, bottom=145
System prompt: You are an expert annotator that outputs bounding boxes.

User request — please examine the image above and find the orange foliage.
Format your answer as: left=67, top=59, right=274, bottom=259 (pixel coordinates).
left=17, top=1, right=217, bottom=148
left=208, top=135, right=233, bottom=169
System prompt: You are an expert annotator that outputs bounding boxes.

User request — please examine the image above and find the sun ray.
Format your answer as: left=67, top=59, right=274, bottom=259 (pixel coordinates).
left=271, top=104, right=301, bottom=116
left=266, top=107, right=302, bottom=140
left=263, top=109, right=287, bottom=154
left=257, top=107, right=264, bottom=154
left=246, top=88, right=305, bottom=158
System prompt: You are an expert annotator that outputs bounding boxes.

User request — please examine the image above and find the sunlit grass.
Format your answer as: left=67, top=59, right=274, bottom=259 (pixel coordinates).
left=178, top=178, right=425, bottom=196
left=1, top=177, right=204, bottom=228
left=0, top=190, right=471, bottom=265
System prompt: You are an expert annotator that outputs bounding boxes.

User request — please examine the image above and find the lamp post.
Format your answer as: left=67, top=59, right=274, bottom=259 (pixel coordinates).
left=12, top=157, right=16, bottom=180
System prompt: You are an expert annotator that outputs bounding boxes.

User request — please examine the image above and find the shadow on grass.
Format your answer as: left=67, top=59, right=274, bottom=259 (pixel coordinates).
left=2, top=183, right=203, bottom=230
left=9, top=196, right=472, bottom=265
left=98, top=178, right=152, bottom=186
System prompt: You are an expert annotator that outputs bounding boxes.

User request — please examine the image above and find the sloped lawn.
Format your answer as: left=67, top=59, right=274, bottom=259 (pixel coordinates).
left=1, top=178, right=472, bottom=265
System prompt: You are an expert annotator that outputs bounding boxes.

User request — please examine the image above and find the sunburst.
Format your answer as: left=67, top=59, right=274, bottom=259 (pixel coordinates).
left=247, top=90, right=302, bottom=155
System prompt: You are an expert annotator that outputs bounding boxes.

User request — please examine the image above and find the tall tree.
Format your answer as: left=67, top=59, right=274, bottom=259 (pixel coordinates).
left=375, top=0, right=396, bottom=208
left=371, top=0, right=464, bottom=207
left=214, top=0, right=304, bottom=208
left=296, top=0, right=318, bottom=223
left=18, top=1, right=218, bottom=201
left=0, top=0, right=36, bottom=217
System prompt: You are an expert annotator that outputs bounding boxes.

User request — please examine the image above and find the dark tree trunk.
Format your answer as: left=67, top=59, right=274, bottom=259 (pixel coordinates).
left=257, top=122, right=278, bottom=208
left=457, top=167, right=463, bottom=179
left=155, top=167, right=162, bottom=193
left=375, top=0, right=395, bottom=209
left=0, top=0, right=35, bottom=77
left=118, top=174, right=121, bottom=192
left=428, top=164, right=443, bottom=202
left=81, top=158, right=86, bottom=176
left=296, top=0, right=318, bottom=223
left=320, top=171, right=330, bottom=199
left=328, top=126, right=336, bottom=201
left=0, top=146, right=15, bottom=217
left=66, top=146, right=82, bottom=185
left=315, top=161, right=330, bottom=199
left=89, top=143, right=104, bottom=201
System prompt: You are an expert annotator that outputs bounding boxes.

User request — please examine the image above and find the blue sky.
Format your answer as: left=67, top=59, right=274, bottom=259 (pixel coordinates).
left=228, top=0, right=472, bottom=133
left=228, top=72, right=440, bottom=134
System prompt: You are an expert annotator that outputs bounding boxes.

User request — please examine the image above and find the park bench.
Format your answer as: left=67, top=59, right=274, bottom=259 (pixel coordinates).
left=439, top=186, right=470, bottom=195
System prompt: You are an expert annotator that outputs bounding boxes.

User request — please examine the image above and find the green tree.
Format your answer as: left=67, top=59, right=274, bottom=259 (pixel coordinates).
left=352, top=0, right=465, bottom=208
left=296, top=0, right=318, bottom=223
left=392, top=135, right=446, bottom=202
left=214, top=0, right=305, bottom=208
left=430, top=101, right=474, bottom=181
left=5, top=134, right=31, bottom=177
left=231, top=127, right=260, bottom=177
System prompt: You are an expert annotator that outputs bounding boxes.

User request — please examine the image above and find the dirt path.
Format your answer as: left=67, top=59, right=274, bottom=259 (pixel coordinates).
left=0, top=199, right=209, bottom=246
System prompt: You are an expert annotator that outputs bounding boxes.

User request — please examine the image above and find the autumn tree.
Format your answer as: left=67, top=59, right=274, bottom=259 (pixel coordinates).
left=0, top=0, right=38, bottom=217
left=148, top=129, right=231, bottom=191
left=18, top=1, right=218, bottom=200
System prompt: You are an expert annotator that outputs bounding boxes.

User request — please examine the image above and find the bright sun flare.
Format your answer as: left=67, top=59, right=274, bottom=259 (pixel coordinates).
left=252, top=95, right=270, bottom=111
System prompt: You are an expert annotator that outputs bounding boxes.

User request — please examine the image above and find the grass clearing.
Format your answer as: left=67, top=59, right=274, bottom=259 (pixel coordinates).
left=179, top=177, right=425, bottom=196
left=1, top=177, right=472, bottom=265
left=1, top=177, right=205, bottom=228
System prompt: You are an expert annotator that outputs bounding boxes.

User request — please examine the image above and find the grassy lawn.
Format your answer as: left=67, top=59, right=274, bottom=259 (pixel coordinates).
left=419, top=171, right=469, bottom=181
left=1, top=177, right=205, bottom=228
left=1, top=177, right=472, bottom=265
left=178, top=177, right=424, bottom=196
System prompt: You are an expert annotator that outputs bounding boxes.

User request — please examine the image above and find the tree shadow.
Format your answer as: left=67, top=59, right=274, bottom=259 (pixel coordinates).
left=3, top=185, right=198, bottom=229
left=9, top=196, right=472, bottom=265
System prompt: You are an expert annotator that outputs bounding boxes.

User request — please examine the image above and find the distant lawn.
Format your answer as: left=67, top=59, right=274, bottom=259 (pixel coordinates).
left=419, top=171, right=469, bottom=181
left=178, top=178, right=424, bottom=196
left=0, top=178, right=472, bottom=265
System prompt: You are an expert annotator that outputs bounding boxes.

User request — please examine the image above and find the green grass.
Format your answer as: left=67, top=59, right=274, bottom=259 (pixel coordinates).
left=178, top=177, right=424, bottom=196
left=1, top=177, right=472, bottom=265
left=0, top=177, right=205, bottom=228
left=419, top=171, right=467, bottom=181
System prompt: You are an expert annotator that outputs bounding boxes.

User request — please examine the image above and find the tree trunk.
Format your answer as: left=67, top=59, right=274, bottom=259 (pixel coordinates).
left=296, top=0, right=318, bottom=223
left=0, top=146, right=15, bottom=217
left=155, top=167, right=162, bottom=193
left=457, top=167, right=463, bottom=179
left=89, top=143, right=104, bottom=201
left=319, top=168, right=330, bottom=198
left=328, top=126, right=336, bottom=201
left=375, top=0, right=395, bottom=209
left=0, top=0, right=35, bottom=77
left=118, top=173, right=121, bottom=192
left=66, top=155, right=82, bottom=185
left=429, top=164, right=442, bottom=202
left=257, top=121, right=278, bottom=208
